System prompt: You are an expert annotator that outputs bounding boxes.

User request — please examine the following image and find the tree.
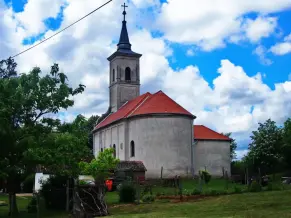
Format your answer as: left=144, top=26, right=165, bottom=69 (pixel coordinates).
left=248, top=119, right=283, bottom=173
left=282, top=118, right=291, bottom=168
left=78, top=148, right=119, bottom=216
left=58, top=114, right=99, bottom=151
left=0, top=58, right=85, bottom=216
left=222, top=132, right=237, bottom=160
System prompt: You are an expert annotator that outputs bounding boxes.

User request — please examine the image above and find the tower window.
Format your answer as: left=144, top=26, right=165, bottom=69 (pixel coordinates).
left=130, top=140, right=135, bottom=157
left=125, top=67, right=131, bottom=81
left=113, top=144, right=116, bottom=158
left=101, top=148, right=103, bottom=152
left=112, top=69, right=115, bottom=82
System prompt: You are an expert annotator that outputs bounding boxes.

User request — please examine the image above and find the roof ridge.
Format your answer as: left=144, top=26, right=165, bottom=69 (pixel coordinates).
left=124, top=92, right=151, bottom=117
left=95, top=112, right=113, bottom=129
left=127, top=94, right=151, bottom=117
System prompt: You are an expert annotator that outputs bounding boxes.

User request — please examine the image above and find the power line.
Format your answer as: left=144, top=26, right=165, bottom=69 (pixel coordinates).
left=10, top=0, right=113, bottom=59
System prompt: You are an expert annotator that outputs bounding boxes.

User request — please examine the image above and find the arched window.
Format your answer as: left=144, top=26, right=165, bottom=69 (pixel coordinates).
left=101, top=148, right=103, bottom=152
left=113, top=144, right=116, bottom=158
left=112, top=69, right=115, bottom=82
left=120, top=143, right=123, bottom=150
left=130, top=140, right=135, bottom=157
left=125, top=67, right=131, bottom=81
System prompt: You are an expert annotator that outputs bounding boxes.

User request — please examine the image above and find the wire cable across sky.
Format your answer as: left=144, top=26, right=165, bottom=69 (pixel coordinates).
left=10, top=0, right=113, bottom=59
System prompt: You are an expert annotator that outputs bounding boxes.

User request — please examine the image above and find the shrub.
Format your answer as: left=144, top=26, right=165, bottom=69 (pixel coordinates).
left=183, top=189, right=191, bottom=196
left=118, top=182, right=136, bottom=203
left=233, top=186, right=243, bottom=194
left=249, top=180, right=262, bottom=192
left=199, top=170, right=211, bottom=184
left=142, top=184, right=153, bottom=196
left=141, top=194, right=155, bottom=203
left=23, top=174, right=35, bottom=193
left=191, top=189, right=202, bottom=195
left=27, top=196, right=37, bottom=213
left=266, top=183, right=284, bottom=191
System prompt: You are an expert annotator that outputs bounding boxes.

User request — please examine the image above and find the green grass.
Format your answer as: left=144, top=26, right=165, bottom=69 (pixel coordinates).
left=0, top=195, right=68, bottom=218
left=109, top=190, right=291, bottom=218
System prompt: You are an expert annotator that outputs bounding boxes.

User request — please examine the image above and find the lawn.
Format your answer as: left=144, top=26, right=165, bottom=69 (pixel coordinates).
left=109, top=190, right=291, bottom=218
left=1, top=178, right=290, bottom=218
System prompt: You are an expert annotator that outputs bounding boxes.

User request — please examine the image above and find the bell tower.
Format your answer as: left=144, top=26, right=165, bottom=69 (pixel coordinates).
left=107, top=3, right=142, bottom=113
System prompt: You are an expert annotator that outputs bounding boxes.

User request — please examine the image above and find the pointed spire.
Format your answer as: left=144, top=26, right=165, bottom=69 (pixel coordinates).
left=117, top=3, right=131, bottom=51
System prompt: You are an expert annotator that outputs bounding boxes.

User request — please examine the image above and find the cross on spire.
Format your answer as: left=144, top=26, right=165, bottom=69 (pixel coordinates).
left=121, top=3, right=128, bottom=21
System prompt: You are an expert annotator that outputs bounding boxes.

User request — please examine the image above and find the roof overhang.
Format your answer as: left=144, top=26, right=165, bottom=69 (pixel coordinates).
left=93, top=113, right=196, bottom=133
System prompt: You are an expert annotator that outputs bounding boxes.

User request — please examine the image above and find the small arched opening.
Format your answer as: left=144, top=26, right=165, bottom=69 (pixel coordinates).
left=130, top=140, right=135, bottom=157
left=125, top=67, right=131, bottom=81
left=101, top=148, right=103, bottom=152
left=112, top=69, right=115, bottom=82
left=113, top=144, right=116, bottom=158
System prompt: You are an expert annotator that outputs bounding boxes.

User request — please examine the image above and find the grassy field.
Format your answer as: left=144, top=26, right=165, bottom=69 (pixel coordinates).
left=1, top=178, right=290, bottom=218
left=109, top=190, right=291, bottom=218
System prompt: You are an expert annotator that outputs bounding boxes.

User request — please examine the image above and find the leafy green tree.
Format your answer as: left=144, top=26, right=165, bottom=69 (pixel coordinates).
left=222, top=132, right=237, bottom=160
left=282, top=118, right=291, bottom=168
left=79, top=148, right=119, bottom=182
left=248, top=119, right=283, bottom=172
left=0, top=58, right=85, bottom=216
left=26, top=133, right=92, bottom=177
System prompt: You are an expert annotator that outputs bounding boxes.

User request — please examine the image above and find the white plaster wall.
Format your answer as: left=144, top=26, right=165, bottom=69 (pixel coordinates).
left=94, top=123, right=125, bottom=159
left=128, top=116, right=193, bottom=178
left=194, top=140, right=231, bottom=177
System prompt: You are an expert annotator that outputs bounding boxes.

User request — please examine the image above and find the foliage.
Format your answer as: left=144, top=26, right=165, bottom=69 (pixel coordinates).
left=40, top=176, right=71, bottom=210
left=191, top=189, right=202, bottom=195
left=249, top=180, right=262, bottom=192
left=79, top=148, right=119, bottom=182
left=118, top=181, right=136, bottom=203
left=233, top=186, right=243, bottom=193
left=199, top=170, right=211, bottom=184
left=248, top=119, right=283, bottom=171
left=222, top=132, right=237, bottom=160
left=22, top=174, right=35, bottom=193
left=282, top=118, right=291, bottom=168
left=27, top=196, right=37, bottom=213
left=0, top=58, right=84, bottom=215
left=141, top=194, right=155, bottom=203
left=27, top=132, right=92, bottom=177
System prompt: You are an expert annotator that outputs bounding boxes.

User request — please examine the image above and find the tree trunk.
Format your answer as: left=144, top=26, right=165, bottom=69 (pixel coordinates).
left=8, top=192, right=19, bottom=216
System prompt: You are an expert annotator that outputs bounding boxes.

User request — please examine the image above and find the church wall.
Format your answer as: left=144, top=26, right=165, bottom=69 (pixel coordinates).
left=93, top=123, right=126, bottom=160
left=127, top=116, right=194, bottom=178
left=194, top=140, right=231, bottom=177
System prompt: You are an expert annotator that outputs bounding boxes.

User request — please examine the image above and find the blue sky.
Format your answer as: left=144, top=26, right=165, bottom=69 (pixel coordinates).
left=1, top=0, right=291, bottom=159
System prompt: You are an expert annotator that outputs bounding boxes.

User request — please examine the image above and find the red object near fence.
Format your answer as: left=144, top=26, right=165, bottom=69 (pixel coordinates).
left=105, top=179, right=113, bottom=191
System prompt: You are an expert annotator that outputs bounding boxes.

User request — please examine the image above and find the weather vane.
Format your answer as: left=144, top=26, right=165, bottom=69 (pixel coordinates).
left=121, top=3, right=128, bottom=21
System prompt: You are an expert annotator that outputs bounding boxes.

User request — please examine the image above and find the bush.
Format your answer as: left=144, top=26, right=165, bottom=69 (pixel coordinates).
left=249, top=180, right=262, bottom=192
left=118, top=182, right=136, bottom=203
left=199, top=170, right=211, bottom=184
left=266, top=183, right=284, bottom=191
left=27, top=196, right=37, bottom=213
left=233, top=186, right=243, bottom=194
left=141, top=194, right=155, bottom=203
left=191, top=189, right=202, bottom=195
left=23, top=174, right=35, bottom=193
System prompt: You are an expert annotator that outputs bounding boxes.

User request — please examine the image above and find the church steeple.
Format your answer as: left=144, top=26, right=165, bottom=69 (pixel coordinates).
left=117, top=3, right=131, bottom=51
left=107, top=3, right=142, bottom=113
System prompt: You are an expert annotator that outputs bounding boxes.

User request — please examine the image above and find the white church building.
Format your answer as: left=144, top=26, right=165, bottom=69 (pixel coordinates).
left=92, top=6, right=231, bottom=178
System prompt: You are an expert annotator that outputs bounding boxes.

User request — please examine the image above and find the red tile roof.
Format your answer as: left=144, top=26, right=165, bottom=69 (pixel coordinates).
left=194, top=125, right=231, bottom=141
left=95, top=90, right=195, bottom=130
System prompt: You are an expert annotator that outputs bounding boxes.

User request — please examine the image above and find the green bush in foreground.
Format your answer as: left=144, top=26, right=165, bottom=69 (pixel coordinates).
left=118, top=182, right=136, bottom=203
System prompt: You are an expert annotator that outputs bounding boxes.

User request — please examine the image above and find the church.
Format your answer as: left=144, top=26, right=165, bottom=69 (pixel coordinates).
left=92, top=6, right=231, bottom=178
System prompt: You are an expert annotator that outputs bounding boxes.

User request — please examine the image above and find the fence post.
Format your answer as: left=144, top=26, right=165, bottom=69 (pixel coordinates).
left=160, top=166, right=163, bottom=181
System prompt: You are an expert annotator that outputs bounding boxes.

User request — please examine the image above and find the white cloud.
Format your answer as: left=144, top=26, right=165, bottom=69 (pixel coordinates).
left=253, top=45, right=273, bottom=65
left=288, top=73, right=291, bottom=80
left=186, top=49, right=195, bottom=57
left=270, top=32, right=291, bottom=55
left=244, top=16, right=277, bottom=43
left=270, top=42, right=291, bottom=55
left=156, top=0, right=290, bottom=50
left=236, top=149, right=249, bottom=160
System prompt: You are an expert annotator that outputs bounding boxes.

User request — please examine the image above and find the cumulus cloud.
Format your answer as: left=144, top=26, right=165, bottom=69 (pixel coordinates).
left=253, top=45, right=273, bottom=65
left=156, top=0, right=289, bottom=50
left=270, top=33, right=291, bottom=55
